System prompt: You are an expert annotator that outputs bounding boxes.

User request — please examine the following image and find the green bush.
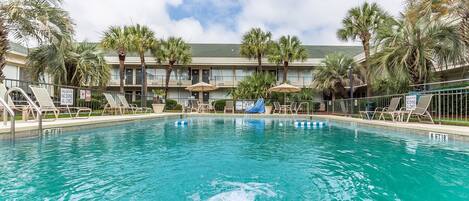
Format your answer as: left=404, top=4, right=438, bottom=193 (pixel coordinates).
left=165, top=99, right=178, bottom=110
left=174, top=104, right=183, bottom=111
left=213, top=99, right=227, bottom=111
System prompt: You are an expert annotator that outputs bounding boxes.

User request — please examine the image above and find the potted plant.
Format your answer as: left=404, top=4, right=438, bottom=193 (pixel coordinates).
left=152, top=89, right=165, bottom=113
left=264, top=101, right=273, bottom=114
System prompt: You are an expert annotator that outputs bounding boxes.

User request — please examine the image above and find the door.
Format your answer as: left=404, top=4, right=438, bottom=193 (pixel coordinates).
left=202, top=69, right=210, bottom=83
left=125, top=68, right=133, bottom=85
left=191, top=92, right=199, bottom=100
left=135, top=69, right=143, bottom=85
left=203, top=92, right=209, bottom=103
left=191, top=69, right=199, bottom=84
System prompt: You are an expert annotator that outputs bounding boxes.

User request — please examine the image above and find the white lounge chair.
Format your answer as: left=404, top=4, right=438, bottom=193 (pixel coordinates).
left=102, top=93, right=122, bottom=115
left=29, top=85, right=92, bottom=120
left=400, top=95, right=434, bottom=123
left=116, top=94, right=152, bottom=114
left=224, top=100, right=234, bottom=114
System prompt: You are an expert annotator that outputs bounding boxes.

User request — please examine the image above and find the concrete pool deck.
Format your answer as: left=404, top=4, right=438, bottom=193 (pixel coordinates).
left=0, top=113, right=467, bottom=139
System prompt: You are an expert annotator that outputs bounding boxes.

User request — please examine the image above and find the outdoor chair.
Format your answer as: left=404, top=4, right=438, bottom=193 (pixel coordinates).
left=29, top=85, right=92, bottom=120
left=359, top=97, right=401, bottom=121
left=339, top=101, right=348, bottom=115
left=116, top=94, right=152, bottom=114
left=102, top=93, right=122, bottom=115
left=273, top=102, right=281, bottom=114
left=289, top=102, right=298, bottom=114
left=207, top=100, right=216, bottom=113
left=224, top=100, right=234, bottom=114
left=0, top=83, right=35, bottom=120
left=399, top=95, right=434, bottom=123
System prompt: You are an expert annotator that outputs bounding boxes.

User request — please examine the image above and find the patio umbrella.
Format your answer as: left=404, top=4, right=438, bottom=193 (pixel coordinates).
left=269, top=83, right=301, bottom=114
left=185, top=82, right=218, bottom=92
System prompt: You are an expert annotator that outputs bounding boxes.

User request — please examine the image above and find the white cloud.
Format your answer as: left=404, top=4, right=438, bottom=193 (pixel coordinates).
left=63, top=0, right=405, bottom=44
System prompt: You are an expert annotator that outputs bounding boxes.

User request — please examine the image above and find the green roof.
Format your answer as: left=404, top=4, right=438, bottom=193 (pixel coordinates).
left=188, top=43, right=362, bottom=58
left=9, top=41, right=363, bottom=58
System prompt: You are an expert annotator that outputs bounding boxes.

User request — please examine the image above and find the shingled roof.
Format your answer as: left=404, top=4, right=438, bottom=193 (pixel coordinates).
left=8, top=41, right=363, bottom=58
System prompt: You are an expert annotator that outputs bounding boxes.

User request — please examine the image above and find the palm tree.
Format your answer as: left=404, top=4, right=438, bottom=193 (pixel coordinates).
left=337, top=2, right=390, bottom=96
left=101, top=26, right=131, bottom=93
left=0, top=0, right=74, bottom=81
left=312, top=53, right=362, bottom=100
left=153, top=37, right=191, bottom=100
left=373, top=12, right=465, bottom=86
left=268, top=35, right=308, bottom=83
left=28, top=40, right=110, bottom=87
left=128, top=24, right=156, bottom=101
left=240, top=28, right=273, bottom=72
left=229, top=72, right=276, bottom=100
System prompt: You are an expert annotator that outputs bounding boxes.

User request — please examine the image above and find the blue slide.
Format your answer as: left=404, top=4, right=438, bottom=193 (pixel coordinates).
left=245, top=98, right=265, bottom=113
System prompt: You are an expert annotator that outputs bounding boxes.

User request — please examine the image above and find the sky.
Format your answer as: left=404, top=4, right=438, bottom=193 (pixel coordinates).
left=63, top=0, right=405, bottom=45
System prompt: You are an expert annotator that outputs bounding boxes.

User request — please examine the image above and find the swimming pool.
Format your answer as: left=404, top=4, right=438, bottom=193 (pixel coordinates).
left=0, top=116, right=468, bottom=200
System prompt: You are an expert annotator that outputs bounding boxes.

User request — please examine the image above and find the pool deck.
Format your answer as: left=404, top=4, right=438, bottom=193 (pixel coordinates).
left=0, top=113, right=467, bottom=139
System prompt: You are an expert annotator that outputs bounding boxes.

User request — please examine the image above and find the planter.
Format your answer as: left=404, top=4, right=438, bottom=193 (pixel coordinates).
left=264, top=106, right=273, bottom=114
left=152, top=104, right=165, bottom=113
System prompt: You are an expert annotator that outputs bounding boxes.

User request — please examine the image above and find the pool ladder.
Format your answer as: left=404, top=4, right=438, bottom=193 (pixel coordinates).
left=1, top=87, right=42, bottom=135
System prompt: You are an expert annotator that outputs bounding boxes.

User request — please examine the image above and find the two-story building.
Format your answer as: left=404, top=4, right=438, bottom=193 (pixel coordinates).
left=104, top=44, right=363, bottom=103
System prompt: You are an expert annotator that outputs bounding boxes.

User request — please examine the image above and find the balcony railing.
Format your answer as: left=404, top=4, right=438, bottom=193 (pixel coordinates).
left=108, top=75, right=314, bottom=88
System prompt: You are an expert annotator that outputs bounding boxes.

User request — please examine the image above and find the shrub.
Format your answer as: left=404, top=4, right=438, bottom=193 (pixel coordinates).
left=213, top=99, right=227, bottom=111
left=165, top=99, right=178, bottom=110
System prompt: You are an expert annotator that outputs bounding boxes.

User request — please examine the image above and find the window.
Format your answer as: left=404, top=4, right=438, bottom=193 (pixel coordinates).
left=111, top=67, right=119, bottom=80
left=212, top=68, right=233, bottom=81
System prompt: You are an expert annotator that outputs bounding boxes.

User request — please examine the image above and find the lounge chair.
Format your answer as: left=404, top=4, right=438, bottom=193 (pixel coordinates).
left=116, top=94, right=152, bottom=114
left=400, top=95, right=434, bottom=123
left=360, top=97, right=401, bottom=121
left=29, top=85, right=92, bottom=119
left=191, top=100, right=200, bottom=113
left=339, top=101, right=348, bottom=115
left=289, top=102, right=298, bottom=114
left=0, top=84, right=34, bottom=120
left=207, top=100, right=216, bottom=113
left=102, top=93, right=122, bottom=115
left=224, top=100, right=234, bottom=114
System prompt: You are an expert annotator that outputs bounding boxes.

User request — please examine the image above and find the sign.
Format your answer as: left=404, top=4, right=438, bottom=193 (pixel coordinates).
left=235, top=100, right=254, bottom=111
left=405, top=95, right=417, bottom=111
left=60, top=88, right=74, bottom=106
left=79, top=90, right=86, bottom=100
left=85, top=90, right=92, bottom=102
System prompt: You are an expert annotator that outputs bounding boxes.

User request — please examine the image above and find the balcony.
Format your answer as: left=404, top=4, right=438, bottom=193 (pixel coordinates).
left=108, top=75, right=314, bottom=88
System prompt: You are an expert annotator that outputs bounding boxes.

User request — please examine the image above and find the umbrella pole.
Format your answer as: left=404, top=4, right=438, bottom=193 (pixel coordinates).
left=284, top=93, right=287, bottom=114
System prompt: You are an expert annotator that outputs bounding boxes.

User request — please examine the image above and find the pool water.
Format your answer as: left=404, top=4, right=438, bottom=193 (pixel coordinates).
left=0, top=117, right=468, bottom=200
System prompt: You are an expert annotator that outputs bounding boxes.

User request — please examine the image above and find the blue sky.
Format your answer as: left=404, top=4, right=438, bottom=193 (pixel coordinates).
left=63, top=0, right=404, bottom=45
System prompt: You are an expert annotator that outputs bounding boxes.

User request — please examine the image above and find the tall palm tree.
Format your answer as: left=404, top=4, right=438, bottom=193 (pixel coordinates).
left=337, top=2, right=390, bottom=96
left=312, top=53, right=362, bottom=100
left=153, top=37, right=191, bottom=100
left=0, top=0, right=74, bottom=81
left=240, top=28, right=273, bottom=72
left=373, top=13, right=465, bottom=86
left=268, top=35, right=308, bottom=83
left=28, top=40, right=110, bottom=87
left=101, top=26, right=131, bottom=93
left=128, top=24, right=156, bottom=101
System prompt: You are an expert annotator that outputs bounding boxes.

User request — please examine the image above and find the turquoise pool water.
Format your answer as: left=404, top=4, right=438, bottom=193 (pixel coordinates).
left=0, top=117, right=468, bottom=200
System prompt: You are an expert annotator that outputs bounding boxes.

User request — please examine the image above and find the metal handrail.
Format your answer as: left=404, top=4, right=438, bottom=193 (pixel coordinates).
left=0, top=97, right=15, bottom=135
left=5, top=87, right=42, bottom=133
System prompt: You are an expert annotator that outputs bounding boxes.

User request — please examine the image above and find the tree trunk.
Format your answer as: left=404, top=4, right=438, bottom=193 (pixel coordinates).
left=362, top=38, right=372, bottom=97
left=164, top=62, right=174, bottom=100
left=0, top=17, right=8, bottom=83
left=140, top=54, right=147, bottom=106
left=118, top=50, right=126, bottom=93
left=257, top=53, right=262, bottom=72
left=282, top=61, right=288, bottom=83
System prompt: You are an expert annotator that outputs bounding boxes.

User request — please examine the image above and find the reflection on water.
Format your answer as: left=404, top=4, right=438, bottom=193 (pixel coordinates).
left=0, top=117, right=468, bottom=200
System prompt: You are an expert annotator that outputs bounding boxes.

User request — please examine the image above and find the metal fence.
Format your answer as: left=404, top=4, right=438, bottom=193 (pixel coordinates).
left=327, top=86, right=469, bottom=124
left=3, top=78, right=155, bottom=116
